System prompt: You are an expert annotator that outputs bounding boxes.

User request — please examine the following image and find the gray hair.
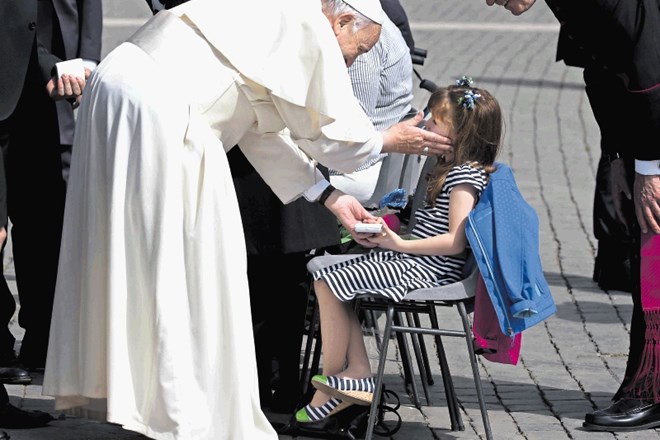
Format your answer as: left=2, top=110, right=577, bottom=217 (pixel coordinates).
left=321, top=0, right=373, bottom=32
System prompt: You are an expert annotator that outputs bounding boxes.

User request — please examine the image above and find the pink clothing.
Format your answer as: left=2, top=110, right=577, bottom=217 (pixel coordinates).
left=473, top=275, right=522, bottom=366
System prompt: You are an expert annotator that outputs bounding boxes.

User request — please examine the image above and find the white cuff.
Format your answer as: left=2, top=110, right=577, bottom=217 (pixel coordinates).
left=82, top=59, right=98, bottom=72
left=303, top=179, right=330, bottom=202
left=367, top=131, right=384, bottom=161
left=635, top=159, right=660, bottom=175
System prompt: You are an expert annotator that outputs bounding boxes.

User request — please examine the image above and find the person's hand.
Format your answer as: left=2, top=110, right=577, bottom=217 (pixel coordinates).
left=634, top=173, right=660, bottom=234
left=46, top=68, right=90, bottom=104
left=610, top=158, right=632, bottom=225
left=363, top=218, right=404, bottom=251
left=322, top=189, right=379, bottom=248
left=485, top=0, right=536, bottom=15
left=382, top=111, right=452, bottom=157
left=0, top=227, right=6, bottom=247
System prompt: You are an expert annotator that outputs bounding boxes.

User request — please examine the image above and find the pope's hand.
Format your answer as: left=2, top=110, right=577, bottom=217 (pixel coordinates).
left=321, top=189, right=380, bottom=248
left=382, top=111, right=452, bottom=157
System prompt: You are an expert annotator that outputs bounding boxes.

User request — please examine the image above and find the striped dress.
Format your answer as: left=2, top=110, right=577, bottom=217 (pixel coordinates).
left=314, top=164, right=487, bottom=303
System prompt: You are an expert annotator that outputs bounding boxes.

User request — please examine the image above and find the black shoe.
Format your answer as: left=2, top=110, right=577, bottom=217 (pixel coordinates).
left=0, top=367, right=31, bottom=385
left=0, top=403, right=53, bottom=429
left=277, top=404, right=369, bottom=439
left=583, top=398, right=660, bottom=431
left=0, top=430, right=8, bottom=440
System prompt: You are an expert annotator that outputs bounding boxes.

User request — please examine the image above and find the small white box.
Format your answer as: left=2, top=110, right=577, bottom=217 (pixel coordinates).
left=354, top=223, right=383, bottom=234
left=55, top=58, right=85, bottom=79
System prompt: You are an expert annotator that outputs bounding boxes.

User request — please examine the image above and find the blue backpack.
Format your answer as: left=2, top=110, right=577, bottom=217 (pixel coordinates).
left=465, top=163, right=556, bottom=336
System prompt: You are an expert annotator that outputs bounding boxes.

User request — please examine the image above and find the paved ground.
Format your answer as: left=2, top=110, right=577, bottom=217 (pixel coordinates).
left=3, top=0, right=655, bottom=439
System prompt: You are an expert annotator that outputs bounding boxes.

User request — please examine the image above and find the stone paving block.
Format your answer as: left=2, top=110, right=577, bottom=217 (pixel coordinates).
left=525, top=432, right=571, bottom=440
left=570, top=430, right=619, bottom=439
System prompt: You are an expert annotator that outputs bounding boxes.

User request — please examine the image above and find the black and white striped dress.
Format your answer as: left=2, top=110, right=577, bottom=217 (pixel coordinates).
left=314, top=164, right=487, bottom=303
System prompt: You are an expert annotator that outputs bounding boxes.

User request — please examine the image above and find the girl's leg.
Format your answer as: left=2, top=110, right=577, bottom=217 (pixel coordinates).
left=309, top=279, right=356, bottom=406
left=309, top=280, right=370, bottom=407
left=341, top=306, right=371, bottom=379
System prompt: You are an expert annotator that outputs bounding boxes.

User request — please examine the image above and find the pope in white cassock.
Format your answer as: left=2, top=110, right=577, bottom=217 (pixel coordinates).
left=41, top=0, right=449, bottom=439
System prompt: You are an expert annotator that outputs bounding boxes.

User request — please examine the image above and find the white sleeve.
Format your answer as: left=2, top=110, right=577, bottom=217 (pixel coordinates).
left=271, top=94, right=383, bottom=174
left=237, top=130, right=326, bottom=204
left=237, top=86, right=382, bottom=203
left=635, top=159, right=660, bottom=175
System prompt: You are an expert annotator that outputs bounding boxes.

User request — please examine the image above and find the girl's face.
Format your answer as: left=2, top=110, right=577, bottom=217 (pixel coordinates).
left=425, top=116, right=455, bottom=161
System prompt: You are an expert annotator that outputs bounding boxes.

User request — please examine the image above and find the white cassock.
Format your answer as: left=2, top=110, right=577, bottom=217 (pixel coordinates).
left=42, top=0, right=381, bottom=439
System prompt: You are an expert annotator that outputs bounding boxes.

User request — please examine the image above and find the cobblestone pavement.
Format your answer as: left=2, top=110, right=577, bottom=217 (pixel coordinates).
left=4, top=0, right=657, bottom=439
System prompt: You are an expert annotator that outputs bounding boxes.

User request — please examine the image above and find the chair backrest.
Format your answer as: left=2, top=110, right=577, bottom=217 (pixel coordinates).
left=404, top=155, right=436, bottom=231
left=363, top=153, right=426, bottom=209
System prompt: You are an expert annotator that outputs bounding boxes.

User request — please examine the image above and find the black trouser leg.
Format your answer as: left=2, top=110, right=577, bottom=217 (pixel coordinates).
left=248, top=252, right=309, bottom=411
left=6, top=57, right=67, bottom=369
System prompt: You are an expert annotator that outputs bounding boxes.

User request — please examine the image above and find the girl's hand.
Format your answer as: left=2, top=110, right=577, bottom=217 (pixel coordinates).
left=364, top=218, right=404, bottom=251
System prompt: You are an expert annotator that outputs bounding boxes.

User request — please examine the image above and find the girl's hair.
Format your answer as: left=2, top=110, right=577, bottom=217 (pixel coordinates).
left=425, top=84, right=502, bottom=204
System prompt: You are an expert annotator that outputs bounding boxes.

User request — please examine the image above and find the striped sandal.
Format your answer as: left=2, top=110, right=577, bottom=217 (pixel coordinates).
left=311, top=374, right=375, bottom=406
left=295, top=397, right=353, bottom=423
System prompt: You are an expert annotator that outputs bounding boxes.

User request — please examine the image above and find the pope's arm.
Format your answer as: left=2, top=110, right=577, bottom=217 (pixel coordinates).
left=237, top=129, right=381, bottom=248
left=237, top=91, right=380, bottom=204
left=237, top=94, right=385, bottom=248
left=237, top=129, right=326, bottom=205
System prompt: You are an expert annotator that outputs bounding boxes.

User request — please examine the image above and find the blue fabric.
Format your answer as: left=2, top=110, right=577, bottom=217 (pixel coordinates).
left=379, top=188, right=408, bottom=209
left=465, top=163, right=556, bottom=336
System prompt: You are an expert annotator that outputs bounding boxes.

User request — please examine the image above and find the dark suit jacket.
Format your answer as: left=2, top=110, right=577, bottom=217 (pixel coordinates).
left=546, top=0, right=660, bottom=160
left=0, top=0, right=103, bottom=144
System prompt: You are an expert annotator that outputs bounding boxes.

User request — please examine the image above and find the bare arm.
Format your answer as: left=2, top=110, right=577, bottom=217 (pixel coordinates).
left=366, top=184, right=477, bottom=255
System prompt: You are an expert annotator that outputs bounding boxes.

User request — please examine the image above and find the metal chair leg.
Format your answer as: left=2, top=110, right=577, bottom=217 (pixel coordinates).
left=412, top=311, right=434, bottom=385
left=365, top=303, right=396, bottom=440
left=393, top=311, right=421, bottom=407
left=405, top=311, right=433, bottom=406
left=300, top=293, right=320, bottom=397
left=428, top=304, right=464, bottom=431
left=457, top=302, right=492, bottom=440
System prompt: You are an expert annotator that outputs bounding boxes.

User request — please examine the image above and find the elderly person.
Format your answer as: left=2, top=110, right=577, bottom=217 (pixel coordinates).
left=329, top=12, right=415, bottom=204
left=41, top=0, right=450, bottom=439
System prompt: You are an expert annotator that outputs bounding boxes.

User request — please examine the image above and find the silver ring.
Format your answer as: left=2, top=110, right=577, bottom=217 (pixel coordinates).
left=422, top=146, right=429, bottom=154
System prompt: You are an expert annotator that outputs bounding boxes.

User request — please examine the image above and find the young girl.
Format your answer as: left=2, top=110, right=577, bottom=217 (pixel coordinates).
left=295, top=76, right=503, bottom=423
